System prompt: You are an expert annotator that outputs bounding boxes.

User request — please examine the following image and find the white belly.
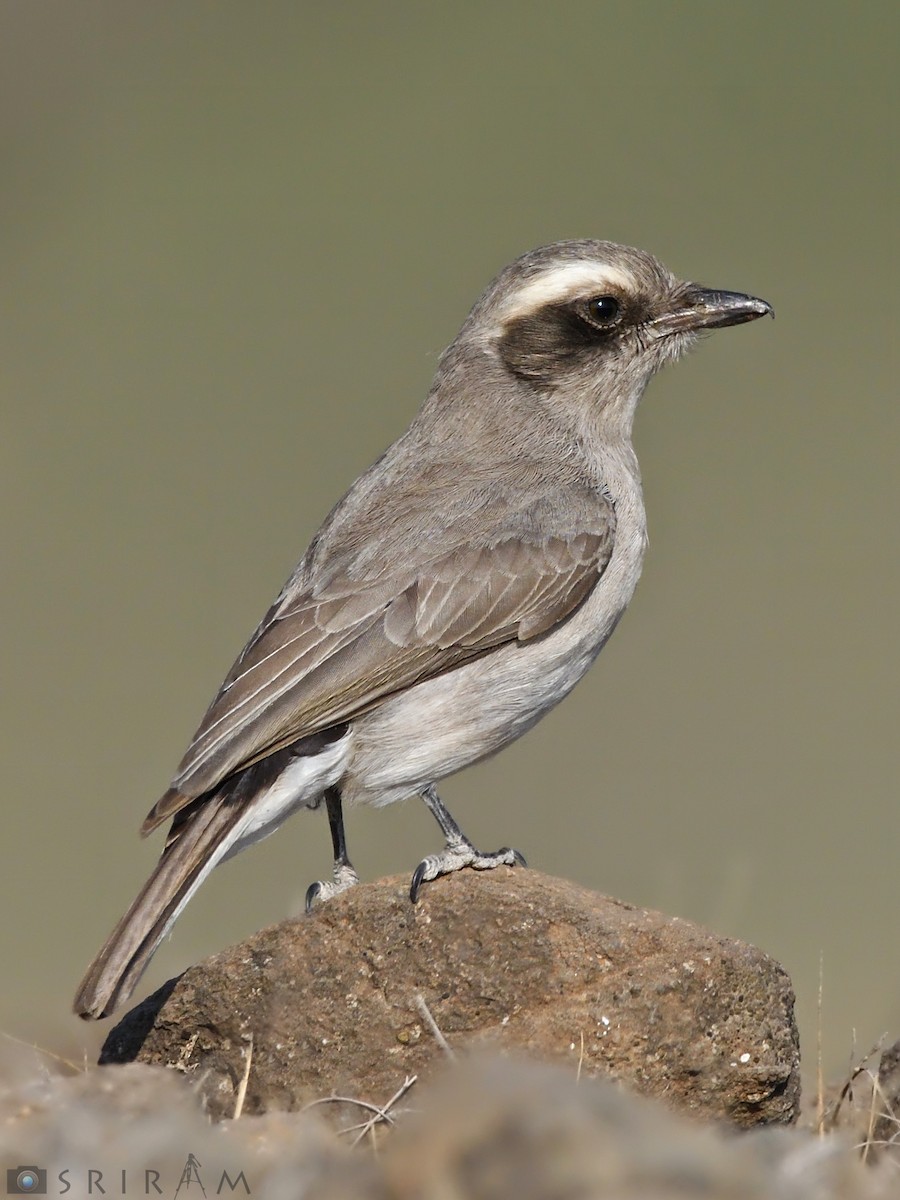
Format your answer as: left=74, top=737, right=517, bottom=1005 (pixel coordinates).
left=343, top=489, right=648, bottom=807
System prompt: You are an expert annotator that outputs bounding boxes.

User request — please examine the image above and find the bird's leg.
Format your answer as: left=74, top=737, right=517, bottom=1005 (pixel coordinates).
left=410, top=784, right=526, bottom=902
left=305, top=787, right=359, bottom=911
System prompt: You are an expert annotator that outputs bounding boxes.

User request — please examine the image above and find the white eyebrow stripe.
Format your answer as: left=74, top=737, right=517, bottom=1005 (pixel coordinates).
left=499, top=262, right=634, bottom=323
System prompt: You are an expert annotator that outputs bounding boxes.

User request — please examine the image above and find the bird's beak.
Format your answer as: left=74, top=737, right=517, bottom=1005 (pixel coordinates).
left=651, top=287, right=774, bottom=335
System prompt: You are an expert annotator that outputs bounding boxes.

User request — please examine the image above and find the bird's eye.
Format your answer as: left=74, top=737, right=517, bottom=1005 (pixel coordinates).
left=583, top=295, right=621, bottom=327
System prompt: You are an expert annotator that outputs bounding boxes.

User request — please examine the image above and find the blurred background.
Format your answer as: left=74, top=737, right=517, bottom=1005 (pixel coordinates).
left=2, top=2, right=896, bottom=1085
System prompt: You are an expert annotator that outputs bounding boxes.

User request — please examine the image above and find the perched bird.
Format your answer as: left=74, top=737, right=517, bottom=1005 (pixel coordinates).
left=74, top=240, right=772, bottom=1019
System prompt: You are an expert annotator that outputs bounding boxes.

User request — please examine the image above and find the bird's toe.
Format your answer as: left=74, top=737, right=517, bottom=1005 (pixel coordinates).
left=305, top=863, right=360, bottom=912
left=409, top=841, right=526, bottom=902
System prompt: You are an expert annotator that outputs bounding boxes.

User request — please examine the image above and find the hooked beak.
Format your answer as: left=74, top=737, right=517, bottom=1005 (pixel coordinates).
left=652, top=286, right=774, bottom=335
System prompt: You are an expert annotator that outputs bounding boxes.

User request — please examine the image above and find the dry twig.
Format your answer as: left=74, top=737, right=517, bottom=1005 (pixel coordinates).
left=415, top=993, right=455, bottom=1060
left=232, top=1035, right=253, bottom=1119
left=350, top=1075, right=418, bottom=1148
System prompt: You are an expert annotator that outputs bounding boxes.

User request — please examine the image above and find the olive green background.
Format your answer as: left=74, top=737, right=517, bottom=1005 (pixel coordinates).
left=3, top=2, right=897, bottom=1082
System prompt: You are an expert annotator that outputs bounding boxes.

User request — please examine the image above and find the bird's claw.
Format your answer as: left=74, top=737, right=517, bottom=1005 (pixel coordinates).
left=305, top=862, right=359, bottom=912
left=409, top=842, right=526, bottom=903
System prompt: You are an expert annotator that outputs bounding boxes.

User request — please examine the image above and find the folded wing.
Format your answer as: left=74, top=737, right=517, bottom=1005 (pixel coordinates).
left=142, top=513, right=614, bottom=833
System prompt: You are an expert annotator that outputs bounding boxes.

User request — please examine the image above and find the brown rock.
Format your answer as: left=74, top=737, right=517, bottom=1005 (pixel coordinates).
left=100, top=869, right=799, bottom=1125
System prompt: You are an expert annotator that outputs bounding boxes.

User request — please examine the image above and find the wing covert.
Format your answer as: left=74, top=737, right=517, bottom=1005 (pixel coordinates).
left=144, top=509, right=615, bottom=831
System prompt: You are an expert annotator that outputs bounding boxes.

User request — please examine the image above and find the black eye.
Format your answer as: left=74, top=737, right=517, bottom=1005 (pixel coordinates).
left=583, top=295, right=621, bottom=327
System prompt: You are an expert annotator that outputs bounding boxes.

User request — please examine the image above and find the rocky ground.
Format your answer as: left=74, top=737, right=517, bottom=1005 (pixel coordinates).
left=4, top=870, right=898, bottom=1198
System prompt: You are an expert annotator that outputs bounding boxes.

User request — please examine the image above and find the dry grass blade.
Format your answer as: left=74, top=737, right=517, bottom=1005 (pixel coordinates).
left=816, top=952, right=824, bottom=1136
left=302, top=1077, right=418, bottom=1146
left=0, top=1031, right=84, bottom=1074
left=415, top=993, right=455, bottom=1060
left=861, top=1067, right=879, bottom=1163
left=855, top=1068, right=900, bottom=1164
left=303, top=1094, right=391, bottom=1119
left=350, top=1075, right=417, bottom=1148
left=232, top=1034, right=253, bottom=1119
left=827, top=1037, right=886, bottom=1133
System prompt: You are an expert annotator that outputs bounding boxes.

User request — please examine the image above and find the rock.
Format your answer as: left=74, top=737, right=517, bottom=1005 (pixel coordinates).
left=100, top=869, right=800, bottom=1125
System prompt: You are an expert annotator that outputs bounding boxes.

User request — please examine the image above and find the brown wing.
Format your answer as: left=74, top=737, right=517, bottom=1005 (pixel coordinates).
left=143, top=523, right=614, bottom=833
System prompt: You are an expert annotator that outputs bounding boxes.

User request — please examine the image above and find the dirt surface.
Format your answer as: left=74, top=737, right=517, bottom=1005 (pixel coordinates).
left=3, top=1057, right=897, bottom=1200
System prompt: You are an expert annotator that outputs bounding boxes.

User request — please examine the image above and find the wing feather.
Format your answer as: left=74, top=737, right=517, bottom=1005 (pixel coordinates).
left=145, top=502, right=616, bottom=831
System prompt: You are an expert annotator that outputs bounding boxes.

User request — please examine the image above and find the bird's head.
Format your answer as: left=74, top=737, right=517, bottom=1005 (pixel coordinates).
left=457, top=240, right=772, bottom=437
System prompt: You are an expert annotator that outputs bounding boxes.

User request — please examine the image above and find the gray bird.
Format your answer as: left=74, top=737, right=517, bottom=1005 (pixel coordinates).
left=74, top=240, right=772, bottom=1020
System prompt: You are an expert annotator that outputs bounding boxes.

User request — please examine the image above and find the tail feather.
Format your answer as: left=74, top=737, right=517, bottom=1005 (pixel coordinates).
left=73, top=798, right=243, bottom=1020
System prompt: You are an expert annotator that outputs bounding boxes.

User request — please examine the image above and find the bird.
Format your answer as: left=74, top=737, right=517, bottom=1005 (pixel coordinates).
left=74, top=240, right=772, bottom=1020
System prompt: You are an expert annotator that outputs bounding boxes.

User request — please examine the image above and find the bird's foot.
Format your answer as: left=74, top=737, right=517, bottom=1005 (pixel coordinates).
left=409, top=840, right=526, bottom=903
left=305, top=861, right=360, bottom=912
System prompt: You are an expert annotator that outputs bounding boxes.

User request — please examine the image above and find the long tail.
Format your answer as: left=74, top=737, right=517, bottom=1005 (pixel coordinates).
left=73, top=797, right=244, bottom=1020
